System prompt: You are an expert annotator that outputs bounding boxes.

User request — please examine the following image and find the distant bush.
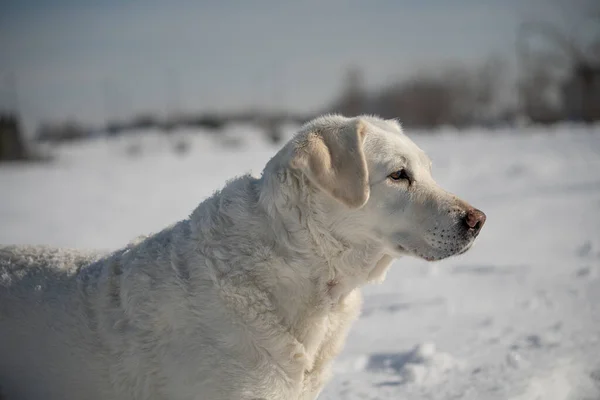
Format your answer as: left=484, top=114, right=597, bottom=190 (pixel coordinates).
left=36, top=120, right=90, bottom=142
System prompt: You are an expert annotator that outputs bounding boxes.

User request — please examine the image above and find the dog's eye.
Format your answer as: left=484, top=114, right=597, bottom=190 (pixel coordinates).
left=388, top=169, right=410, bottom=182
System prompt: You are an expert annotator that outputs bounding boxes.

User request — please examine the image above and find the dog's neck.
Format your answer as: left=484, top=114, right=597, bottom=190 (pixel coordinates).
left=257, top=162, right=389, bottom=321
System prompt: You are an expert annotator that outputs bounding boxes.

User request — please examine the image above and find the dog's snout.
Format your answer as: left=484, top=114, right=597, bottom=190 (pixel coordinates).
left=464, top=208, right=486, bottom=232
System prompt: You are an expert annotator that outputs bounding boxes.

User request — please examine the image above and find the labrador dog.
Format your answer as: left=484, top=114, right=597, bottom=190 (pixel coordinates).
left=0, top=114, right=485, bottom=400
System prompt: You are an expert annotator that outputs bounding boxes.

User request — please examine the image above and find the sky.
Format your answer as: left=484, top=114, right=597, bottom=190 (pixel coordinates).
left=0, top=0, right=596, bottom=128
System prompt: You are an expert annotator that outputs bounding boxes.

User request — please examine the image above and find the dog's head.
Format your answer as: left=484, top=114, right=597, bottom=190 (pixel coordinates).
left=281, top=114, right=485, bottom=262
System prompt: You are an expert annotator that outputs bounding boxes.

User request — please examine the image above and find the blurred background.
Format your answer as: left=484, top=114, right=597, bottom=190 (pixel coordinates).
left=1, top=1, right=600, bottom=399
left=1, top=0, right=599, bottom=150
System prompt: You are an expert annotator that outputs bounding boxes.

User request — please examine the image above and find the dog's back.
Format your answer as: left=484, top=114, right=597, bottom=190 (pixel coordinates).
left=0, top=246, right=110, bottom=400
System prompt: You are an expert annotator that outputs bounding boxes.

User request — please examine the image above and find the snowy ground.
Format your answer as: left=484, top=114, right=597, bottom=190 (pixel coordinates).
left=1, top=123, right=600, bottom=399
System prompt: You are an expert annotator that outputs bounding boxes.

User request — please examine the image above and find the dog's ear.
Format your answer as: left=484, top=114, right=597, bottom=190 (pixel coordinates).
left=290, top=119, right=370, bottom=208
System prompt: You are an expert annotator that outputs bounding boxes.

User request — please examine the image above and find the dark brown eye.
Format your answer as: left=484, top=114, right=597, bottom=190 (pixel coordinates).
left=388, top=169, right=410, bottom=181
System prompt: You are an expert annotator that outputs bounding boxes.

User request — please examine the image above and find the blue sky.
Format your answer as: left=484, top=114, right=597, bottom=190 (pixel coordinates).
left=0, top=0, right=592, bottom=127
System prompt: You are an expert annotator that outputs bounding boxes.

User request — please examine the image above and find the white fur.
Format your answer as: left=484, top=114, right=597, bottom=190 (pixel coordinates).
left=0, top=115, right=484, bottom=400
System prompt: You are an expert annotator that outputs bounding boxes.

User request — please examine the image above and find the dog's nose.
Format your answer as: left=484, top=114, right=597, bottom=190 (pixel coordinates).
left=464, top=208, right=486, bottom=232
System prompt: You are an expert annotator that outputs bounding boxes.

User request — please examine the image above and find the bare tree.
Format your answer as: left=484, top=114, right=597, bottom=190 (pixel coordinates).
left=0, top=114, right=29, bottom=161
left=330, top=66, right=367, bottom=117
left=516, top=3, right=600, bottom=123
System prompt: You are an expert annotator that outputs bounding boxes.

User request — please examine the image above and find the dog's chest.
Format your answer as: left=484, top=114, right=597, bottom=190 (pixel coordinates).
left=298, top=289, right=361, bottom=371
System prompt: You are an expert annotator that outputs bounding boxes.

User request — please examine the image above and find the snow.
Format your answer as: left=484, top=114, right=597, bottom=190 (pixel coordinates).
left=1, top=123, right=600, bottom=399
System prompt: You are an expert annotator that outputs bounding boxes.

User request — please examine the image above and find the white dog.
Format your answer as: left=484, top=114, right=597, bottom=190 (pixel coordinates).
left=0, top=115, right=485, bottom=400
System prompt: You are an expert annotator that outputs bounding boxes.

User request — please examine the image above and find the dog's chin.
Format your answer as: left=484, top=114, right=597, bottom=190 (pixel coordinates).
left=427, top=241, right=475, bottom=261
left=398, top=240, right=475, bottom=262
